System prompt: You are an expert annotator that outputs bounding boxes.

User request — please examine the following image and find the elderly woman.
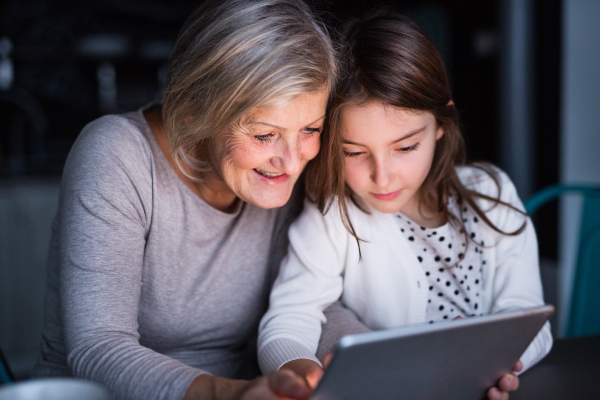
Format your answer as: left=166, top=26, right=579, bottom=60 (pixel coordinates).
left=32, top=0, right=356, bottom=399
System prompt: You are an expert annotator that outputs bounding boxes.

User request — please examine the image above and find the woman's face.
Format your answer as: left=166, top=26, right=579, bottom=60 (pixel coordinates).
left=341, top=101, right=443, bottom=216
left=207, top=89, right=329, bottom=209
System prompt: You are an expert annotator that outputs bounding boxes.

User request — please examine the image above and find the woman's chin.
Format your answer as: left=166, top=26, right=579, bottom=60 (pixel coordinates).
left=241, top=185, right=295, bottom=209
left=250, top=194, right=291, bottom=209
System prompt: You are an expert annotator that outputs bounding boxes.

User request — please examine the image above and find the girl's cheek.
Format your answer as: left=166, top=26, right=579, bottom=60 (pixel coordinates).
left=345, top=160, right=370, bottom=191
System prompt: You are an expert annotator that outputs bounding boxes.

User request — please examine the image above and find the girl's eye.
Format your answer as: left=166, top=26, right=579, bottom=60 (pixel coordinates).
left=304, top=127, right=322, bottom=136
left=254, top=133, right=274, bottom=144
left=344, top=151, right=363, bottom=158
left=397, top=143, right=420, bottom=153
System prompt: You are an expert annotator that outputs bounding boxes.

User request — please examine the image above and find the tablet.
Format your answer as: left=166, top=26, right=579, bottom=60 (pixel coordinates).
left=311, top=305, right=554, bottom=400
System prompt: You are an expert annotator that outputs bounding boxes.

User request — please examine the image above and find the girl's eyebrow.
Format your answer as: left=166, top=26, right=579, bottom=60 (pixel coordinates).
left=247, top=115, right=326, bottom=131
left=343, top=125, right=427, bottom=146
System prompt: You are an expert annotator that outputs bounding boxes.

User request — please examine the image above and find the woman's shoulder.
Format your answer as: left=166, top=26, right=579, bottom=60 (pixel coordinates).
left=74, top=111, right=153, bottom=163
left=61, top=110, right=156, bottom=204
left=65, top=111, right=154, bottom=178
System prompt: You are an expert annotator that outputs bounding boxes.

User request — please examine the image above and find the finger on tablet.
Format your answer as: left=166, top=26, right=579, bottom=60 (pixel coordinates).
left=305, top=365, right=324, bottom=389
left=512, top=360, right=523, bottom=373
left=322, top=352, right=333, bottom=369
left=498, top=372, right=519, bottom=392
left=487, top=386, right=509, bottom=400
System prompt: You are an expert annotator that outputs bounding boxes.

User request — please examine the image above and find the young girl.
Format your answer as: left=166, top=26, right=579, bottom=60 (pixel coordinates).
left=257, top=9, right=552, bottom=400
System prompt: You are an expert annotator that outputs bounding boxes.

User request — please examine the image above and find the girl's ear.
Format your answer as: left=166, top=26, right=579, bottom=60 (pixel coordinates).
left=436, top=100, right=455, bottom=140
left=436, top=124, right=444, bottom=140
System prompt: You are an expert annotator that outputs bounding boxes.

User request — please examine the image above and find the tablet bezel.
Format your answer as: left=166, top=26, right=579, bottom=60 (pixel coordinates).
left=311, top=305, right=554, bottom=400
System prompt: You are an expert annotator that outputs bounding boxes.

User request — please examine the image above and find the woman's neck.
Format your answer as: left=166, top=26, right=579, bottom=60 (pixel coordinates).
left=143, top=108, right=239, bottom=213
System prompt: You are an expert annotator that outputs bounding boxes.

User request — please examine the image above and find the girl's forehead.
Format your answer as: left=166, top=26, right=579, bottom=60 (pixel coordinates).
left=340, top=102, right=435, bottom=137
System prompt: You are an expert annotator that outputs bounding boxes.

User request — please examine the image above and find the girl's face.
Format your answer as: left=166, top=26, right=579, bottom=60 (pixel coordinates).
left=341, top=101, right=443, bottom=217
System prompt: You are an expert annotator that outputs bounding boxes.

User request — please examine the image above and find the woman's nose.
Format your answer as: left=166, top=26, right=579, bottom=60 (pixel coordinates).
left=272, top=137, right=302, bottom=175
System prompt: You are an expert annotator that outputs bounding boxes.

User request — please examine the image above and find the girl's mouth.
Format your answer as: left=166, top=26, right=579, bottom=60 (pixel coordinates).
left=371, top=189, right=402, bottom=201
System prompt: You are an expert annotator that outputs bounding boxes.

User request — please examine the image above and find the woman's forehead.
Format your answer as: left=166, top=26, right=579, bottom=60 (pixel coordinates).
left=241, top=90, right=329, bottom=130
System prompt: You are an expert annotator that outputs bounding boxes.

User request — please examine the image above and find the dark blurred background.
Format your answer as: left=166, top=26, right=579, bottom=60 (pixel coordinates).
left=1, top=0, right=598, bottom=380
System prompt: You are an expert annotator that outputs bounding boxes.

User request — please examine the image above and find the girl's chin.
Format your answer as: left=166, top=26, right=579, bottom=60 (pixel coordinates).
left=367, top=200, right=403, bottom=214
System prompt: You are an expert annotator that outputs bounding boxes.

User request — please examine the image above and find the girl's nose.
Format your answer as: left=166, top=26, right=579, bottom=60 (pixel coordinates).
left=371, top=158, right=394, bottom=188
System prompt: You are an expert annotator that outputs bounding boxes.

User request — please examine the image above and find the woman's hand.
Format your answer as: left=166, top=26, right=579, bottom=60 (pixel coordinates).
left=486, top=360, right=523, bottom=400
left=240, top=369, right=315, bottom=400
left=184, top=370, right=315, bottom=400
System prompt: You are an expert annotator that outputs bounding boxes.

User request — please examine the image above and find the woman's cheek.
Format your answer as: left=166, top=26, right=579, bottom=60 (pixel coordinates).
left=304, top=134, right=321, bottom=161
left=228, top=142, right=270, bottom=170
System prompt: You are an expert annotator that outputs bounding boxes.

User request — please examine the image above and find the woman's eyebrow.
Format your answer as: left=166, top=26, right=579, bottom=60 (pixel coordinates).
left=247, top=115, right=326, bottom=131
left=343, top=126, right=427, bottom=146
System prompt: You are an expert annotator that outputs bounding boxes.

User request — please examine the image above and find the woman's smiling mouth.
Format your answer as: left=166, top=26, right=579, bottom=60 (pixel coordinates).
left=253, top=169, right=289, bottom=184
left=254, top=168, right=284, bottom=178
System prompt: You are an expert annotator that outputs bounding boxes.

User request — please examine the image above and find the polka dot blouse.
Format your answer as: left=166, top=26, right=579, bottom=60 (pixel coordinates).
left=395, top=207, right=486, bottom=324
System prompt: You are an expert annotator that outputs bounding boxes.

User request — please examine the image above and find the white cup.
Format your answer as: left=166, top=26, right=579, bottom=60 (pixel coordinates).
left=0, top=378, right=108, bottom=400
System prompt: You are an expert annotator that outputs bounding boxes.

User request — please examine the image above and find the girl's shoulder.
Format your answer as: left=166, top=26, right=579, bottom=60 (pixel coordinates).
left=295, top=196, right=376, bottom=241
left=456, top=164, right=519, bottom=204
left=455, top=164, right=527, bottom=233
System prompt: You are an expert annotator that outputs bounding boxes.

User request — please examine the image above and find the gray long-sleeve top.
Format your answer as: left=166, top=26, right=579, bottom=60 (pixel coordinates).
left=33, top=106, right=323, bottom=400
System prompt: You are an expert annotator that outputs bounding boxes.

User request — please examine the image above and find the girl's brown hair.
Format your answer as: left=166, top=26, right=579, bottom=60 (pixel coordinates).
left=305, top=8, right=525, bottom=250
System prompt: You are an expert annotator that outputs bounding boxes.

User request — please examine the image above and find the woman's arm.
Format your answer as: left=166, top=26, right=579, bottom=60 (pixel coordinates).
left=59, top=117, right=205, bottom=400
left=317, top=301, right=371, bottom=361
left=60, top=117, right=317, bottom=400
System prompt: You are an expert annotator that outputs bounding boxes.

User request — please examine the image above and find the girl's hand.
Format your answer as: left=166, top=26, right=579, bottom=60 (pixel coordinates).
left=486, top=360, right=523, bottom=400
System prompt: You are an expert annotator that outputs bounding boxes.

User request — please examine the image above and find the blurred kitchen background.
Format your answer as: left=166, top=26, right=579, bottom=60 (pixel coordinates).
left=1, top=0, right=599, bottom=380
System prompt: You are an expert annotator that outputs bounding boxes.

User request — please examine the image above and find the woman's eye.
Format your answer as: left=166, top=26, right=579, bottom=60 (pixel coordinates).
left=397, top=143, right=420, bottom=153
left=304, top=127, right=322, bottom=136
left=254, top=134, right=274, bottom=144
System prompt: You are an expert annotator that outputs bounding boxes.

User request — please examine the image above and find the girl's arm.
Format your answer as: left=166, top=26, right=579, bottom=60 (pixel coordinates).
left=258, top=199, right=349, bottom=374
left=484, top=170, right=553, bottom=372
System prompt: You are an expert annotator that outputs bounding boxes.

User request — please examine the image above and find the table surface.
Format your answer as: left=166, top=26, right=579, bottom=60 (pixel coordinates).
left=511, top=334, right=600, bottom=399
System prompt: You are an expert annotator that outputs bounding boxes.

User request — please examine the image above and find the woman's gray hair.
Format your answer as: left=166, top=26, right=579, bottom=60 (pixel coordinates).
left=162, top=0, right=338, bottom=177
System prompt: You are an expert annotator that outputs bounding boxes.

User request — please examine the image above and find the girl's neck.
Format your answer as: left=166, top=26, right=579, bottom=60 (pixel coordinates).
left=399, top=200, right=447, bottom=229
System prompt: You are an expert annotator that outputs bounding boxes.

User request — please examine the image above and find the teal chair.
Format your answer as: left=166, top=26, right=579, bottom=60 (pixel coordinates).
left=525, top=184, right=600, bottom=337
left=0, top=346, right=13, bottom=385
